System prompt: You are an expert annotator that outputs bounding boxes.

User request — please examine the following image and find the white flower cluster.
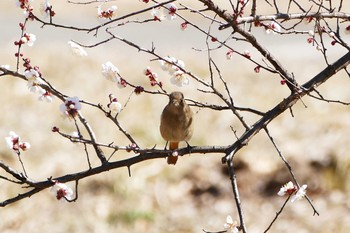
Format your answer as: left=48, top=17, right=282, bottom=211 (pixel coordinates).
left=59, top=96, right=82, bottom=119
left=278, top=181, right=308, bottom=203
left=97, top=5, right=118, bottom=20
left=160, top=56, right=189, bottom=87
left=24, top=68, right=53, bottom=102
left=107, top=94, right=122, bottom=115
left=151, top=3, right=177, bottom=21
left=5, top=131, right=31, bottom=154
left=101, top=61, right=127, bottom=88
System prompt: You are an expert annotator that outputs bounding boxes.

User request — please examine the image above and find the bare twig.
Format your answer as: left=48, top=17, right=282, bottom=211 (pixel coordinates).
left=223, top=52, right=350, bottom=162
left=219, top=12, right=350, bottom=30
left=264, top=196, right=291, bottom=233
left=17, top=154, right=28, bottom=177
left=226, top=155, right=247, bottom=233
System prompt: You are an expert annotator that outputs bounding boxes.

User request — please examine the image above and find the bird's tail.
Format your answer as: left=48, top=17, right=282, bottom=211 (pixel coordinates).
left=167, top=141, right=179, bottom=165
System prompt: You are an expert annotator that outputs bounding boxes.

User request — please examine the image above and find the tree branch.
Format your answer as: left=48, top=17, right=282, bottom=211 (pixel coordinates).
left=223, top=51, right=350, bottom=161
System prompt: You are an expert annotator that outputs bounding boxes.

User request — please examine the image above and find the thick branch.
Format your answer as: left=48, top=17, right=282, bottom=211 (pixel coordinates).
left=224, top=52, right=350, bottom=160
left=0, top=145, right=227, bottom=207
left=198, top=0, right=297, bottom=91
left=220, top=12, right=350, bottom=29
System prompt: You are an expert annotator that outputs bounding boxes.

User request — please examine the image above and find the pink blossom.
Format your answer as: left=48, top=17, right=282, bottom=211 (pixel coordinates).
left=180, top=22, right=188, bottom=30
left=97, top=5, right=118, bottom=20
left=50, top=182, right=73, bottom=201
left=59, top=96, right=82, bottom=119
left=226, top=50, right=234, bottom=60
left=5, top=131, right=31, bottom=154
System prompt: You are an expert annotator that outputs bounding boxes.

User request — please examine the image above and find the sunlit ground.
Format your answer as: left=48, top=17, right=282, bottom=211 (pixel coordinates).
left=0, top=1, right=350, bottom=233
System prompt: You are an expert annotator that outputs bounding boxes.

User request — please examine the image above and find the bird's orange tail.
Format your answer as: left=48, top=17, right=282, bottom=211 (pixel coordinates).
left=167, top=141, right=179, bottom=165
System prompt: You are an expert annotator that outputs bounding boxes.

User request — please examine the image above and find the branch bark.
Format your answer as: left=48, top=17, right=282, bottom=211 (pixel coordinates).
left=224, top=51, right=350, bottom=160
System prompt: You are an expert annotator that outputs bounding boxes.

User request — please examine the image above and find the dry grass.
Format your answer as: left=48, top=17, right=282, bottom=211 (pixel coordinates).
left=1, top=1, right=350, bottom=233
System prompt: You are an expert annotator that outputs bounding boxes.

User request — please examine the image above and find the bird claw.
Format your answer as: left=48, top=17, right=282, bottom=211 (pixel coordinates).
left=185, top=141, right=192, bottom=154
left=164, top=141, right=168, bottom=150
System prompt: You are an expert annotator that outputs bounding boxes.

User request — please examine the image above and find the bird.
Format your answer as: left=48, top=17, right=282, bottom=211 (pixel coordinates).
left=160, top=91, right=194, bottom=165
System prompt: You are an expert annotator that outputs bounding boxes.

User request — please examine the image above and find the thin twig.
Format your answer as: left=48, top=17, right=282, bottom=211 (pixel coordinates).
left=17, top=154, right=28, bottom=177
left=77, top=112, right=107, bottom=164
left=226, top=155, right=247, bottom=233
left=263, top=127, right=319, bottom=216
left=263, top=196, right=291, bottom=233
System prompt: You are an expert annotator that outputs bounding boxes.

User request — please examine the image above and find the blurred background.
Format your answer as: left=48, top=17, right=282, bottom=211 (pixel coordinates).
left=0, top=1, right=350, bottom=232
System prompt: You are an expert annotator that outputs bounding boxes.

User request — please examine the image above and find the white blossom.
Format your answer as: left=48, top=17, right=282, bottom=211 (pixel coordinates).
left=68, top=41, right=87, bottom=57
left=40, top=0, right=52, bottom=18
left=101, top=62, right=126, bottom=88
left=59, top=96, right=82, bottom=118
left=277, top=181, right=295, bottom=196
left=291, top=185, right=307, bottom=203
left=224, top=215, right=239, bottom=233
left=25, top=68, right=44, bottom=93
left=50, top=182, right=74, bottom=201
left=108, top=101, right=122, bottom=114
left=5, top=131, right=31, bottom=153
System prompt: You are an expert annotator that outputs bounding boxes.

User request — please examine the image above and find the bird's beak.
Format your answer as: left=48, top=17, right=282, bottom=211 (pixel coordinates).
left=172, top=99, right=180, bottom=106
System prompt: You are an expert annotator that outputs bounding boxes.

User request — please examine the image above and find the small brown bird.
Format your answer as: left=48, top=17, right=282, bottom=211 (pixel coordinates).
left=160, top=91, right=194, bottom=165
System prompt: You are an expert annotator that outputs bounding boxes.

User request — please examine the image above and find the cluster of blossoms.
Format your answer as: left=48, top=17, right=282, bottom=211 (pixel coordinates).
left=217, top=182, right=307, bottom=232
left=59, top=96, right=82, bottom=119
left=40, top=0, right=55, bottom=18
left=97, top=5, right=118, bottom=20
left=306, top=31, right=323, bottom=51
left=50, top=181, right=73, bottom=202
left=107, top=94, right=122, bottom=115
left=5, top=131, right=31, bottom=154
left=14, top=1, right=56, bottom=103
left=144, top=67, right=162, bottom=87
left=16, top=0, right=55, bottom=19
left=278, top=181, right=308, bottom=203
left=23, top=58, right=53, bottom=102
left=16, top=0, right=33, bottom=10
left=151, top=3, right=177, bottom=21
left=303, top=17, right=342, bottom=49
left=160, top=56, right=189, bottom=87
left=68, top=41, right=88, bottom=57
left=15, top=32, right=36, bottom=48
left=101, top=61, right=127, bottom=88
left=253, top=21, right=282, bottom=34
